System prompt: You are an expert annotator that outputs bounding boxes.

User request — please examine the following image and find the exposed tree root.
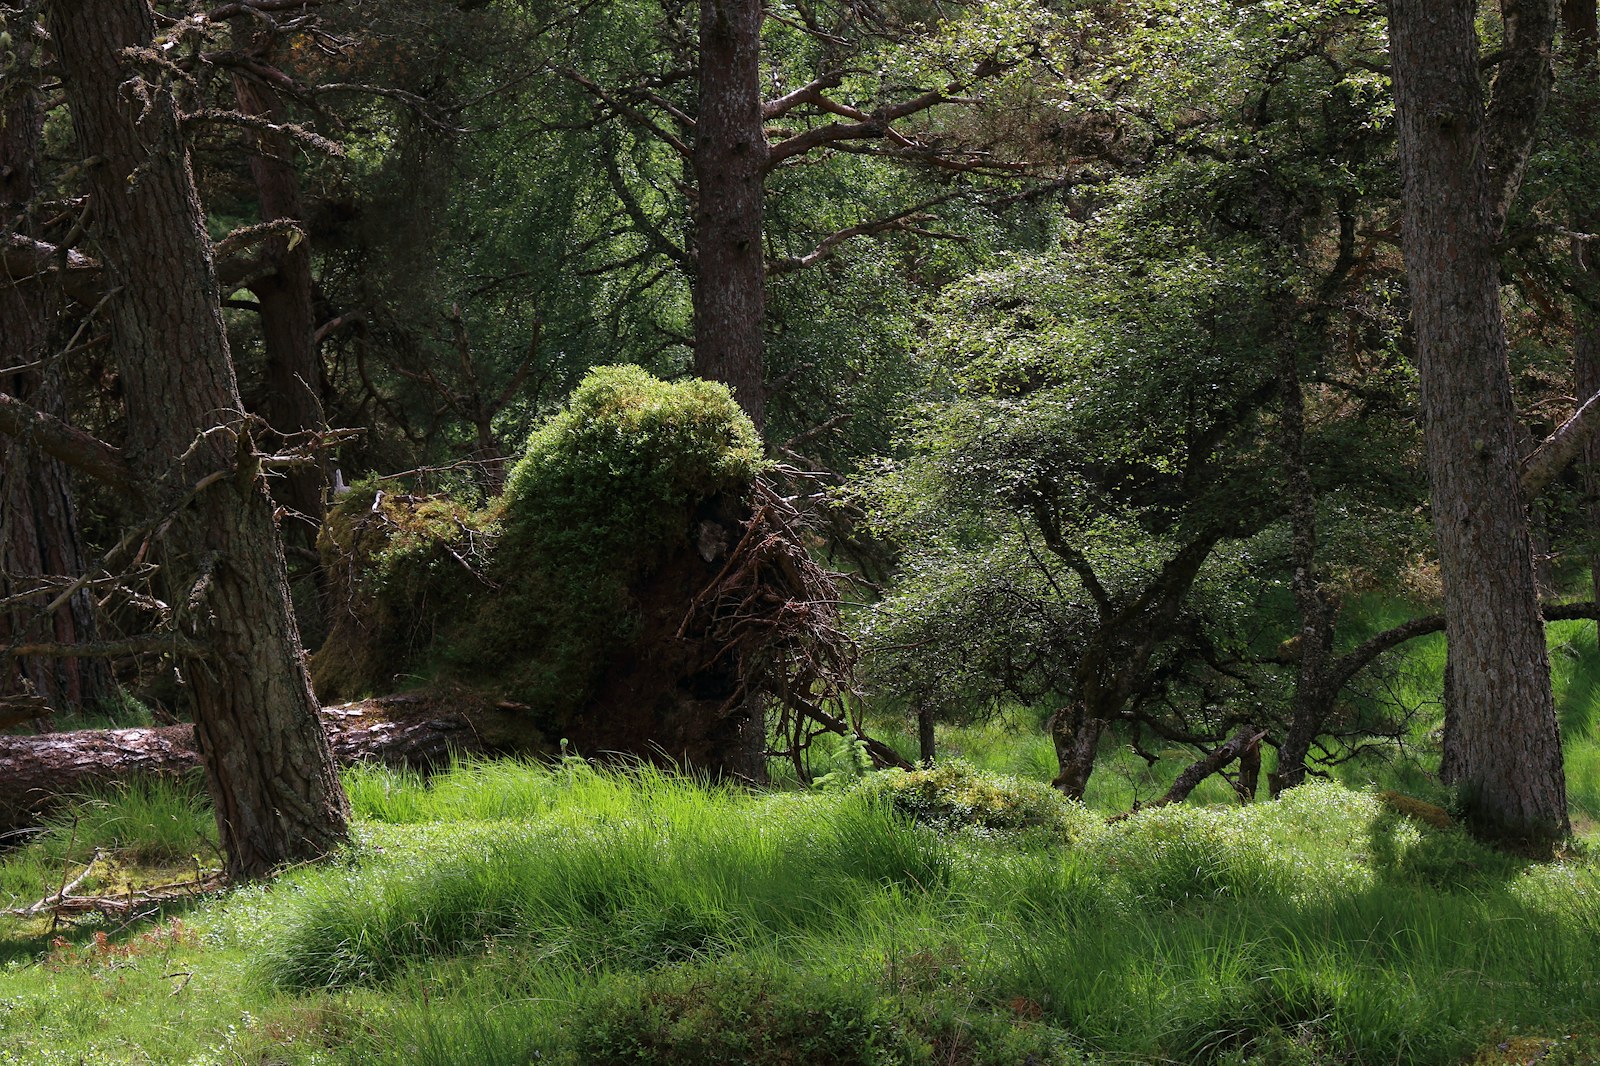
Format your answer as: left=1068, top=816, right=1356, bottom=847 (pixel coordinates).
left=680, top=475, right=906, bottom=780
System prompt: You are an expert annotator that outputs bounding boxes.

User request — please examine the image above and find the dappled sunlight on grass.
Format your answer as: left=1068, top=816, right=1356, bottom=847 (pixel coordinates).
left=2, top=758, right=1598, bottom=1064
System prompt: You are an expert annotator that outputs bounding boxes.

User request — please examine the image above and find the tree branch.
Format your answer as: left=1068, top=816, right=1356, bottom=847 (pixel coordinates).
left=762, top=71, right=845, bottom=119
left=598, top=126, right=691, bottom=270
left=3, top=635, right=208, bottom=660
left=554, top=66, right=693, bottom=158
left=766, top=194, right=958, bottom=277
left=766, top=89, right=946, bottom=167
left=0, top=392, right=137, bottom=495
left=1323, top=600, right=1600, bottom=696
left=1484, top=0, right=1560, bottom=235
left=1120, top=725, right=1266, bottom=817
left=1, top=233, right=102, bottom=304
left=1521, top=385, right=1600, bottom=497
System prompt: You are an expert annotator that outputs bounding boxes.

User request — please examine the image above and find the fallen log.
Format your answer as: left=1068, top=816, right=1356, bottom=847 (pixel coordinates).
left=0, top=691, right=555, bottom=843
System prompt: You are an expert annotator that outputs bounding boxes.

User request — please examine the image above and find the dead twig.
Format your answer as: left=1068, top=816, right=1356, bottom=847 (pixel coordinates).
left=5, top=859, right=225, bottom=921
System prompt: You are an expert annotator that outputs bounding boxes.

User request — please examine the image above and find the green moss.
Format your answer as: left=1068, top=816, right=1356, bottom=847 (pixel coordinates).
left=444, top=366, right=764, bottom=711
left=500, top=364, right=764, bottom=559
left=316, top=365, right=766, bottom=714
left=859, top=761, right=1099, bottom=840
left=313, top=486, right=497, bottom=699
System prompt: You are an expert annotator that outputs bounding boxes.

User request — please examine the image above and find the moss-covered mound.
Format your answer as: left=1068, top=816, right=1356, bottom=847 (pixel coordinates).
left=312, top=487, right=497, bottom=699
left=312, top=366, right=768, bottom=770
left=453, top=365, right=765, bottom=714
left=860, top=761, right=1100, bottom=840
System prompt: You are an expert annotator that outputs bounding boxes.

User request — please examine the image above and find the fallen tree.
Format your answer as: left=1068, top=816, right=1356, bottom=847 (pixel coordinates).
left=0, top=691, right=549, bottom=843
left=3, top=367, right=894, bottom=838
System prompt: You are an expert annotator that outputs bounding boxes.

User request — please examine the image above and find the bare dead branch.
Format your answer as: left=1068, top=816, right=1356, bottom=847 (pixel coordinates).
left=0, top=392, right=136, bottom=495
left=767, top=193, right=959, bottom=277
left=2, top=635, right=208, bottom=660
left=179, top=108, right=344, bottom=156
left=1522, top=386, right=1600, bottom=498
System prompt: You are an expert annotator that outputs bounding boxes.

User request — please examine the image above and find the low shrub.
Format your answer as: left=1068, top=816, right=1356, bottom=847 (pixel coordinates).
left=858, top=761, right=1099, bottom=840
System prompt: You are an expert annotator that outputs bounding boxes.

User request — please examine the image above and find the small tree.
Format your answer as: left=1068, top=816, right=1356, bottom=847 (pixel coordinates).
left=859, top=236, right=1286, bottom=798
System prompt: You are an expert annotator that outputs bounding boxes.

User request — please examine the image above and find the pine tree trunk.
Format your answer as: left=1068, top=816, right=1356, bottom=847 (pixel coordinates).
left=0, top=10, right=113, bottom=721
left=229, top=22, right=328, bottom=547
left=1389, top=0, right=1569, bottom=842
left=1562, top=0, right=1600, bottom=652
left=47, top=0, right=350, bottom=879
left=693, top=0, right=768, bottom=431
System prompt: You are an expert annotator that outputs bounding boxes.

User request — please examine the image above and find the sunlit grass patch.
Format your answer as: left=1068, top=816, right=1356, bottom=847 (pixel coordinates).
left=262, top=770, right=950, bottom=990
left=0, top=775, right=215, bottom=914
left=5, top=751, right=1600, bottom=1065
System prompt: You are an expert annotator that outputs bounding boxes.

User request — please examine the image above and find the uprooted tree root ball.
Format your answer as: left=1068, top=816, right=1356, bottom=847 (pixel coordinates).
left=311, top=365, right=870, bottom=777
left=679, top=478, right=911, bottom=779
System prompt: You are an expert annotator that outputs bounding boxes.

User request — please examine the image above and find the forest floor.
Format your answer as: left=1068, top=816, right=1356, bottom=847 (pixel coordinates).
left=1, top=747, right=1598, bottom=1066
left=5, top=609, right=1600, bottom=1065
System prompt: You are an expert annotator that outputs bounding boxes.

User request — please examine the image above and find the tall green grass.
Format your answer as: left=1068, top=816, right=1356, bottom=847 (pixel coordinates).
left=267, top=762, right=950, bottom=989
left=237, top=765, right=1600, bottom=1065
left=5, top=751, right=1600, bottom=1063
left=0, top=775, right=213, bottom=911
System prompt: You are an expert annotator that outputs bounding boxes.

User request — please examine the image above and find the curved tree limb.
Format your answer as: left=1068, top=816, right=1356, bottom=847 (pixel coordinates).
left=0, top=391, right=136, bottom=494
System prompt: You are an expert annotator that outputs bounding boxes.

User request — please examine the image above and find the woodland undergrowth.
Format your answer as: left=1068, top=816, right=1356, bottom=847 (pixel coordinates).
left=2, top=746, right=1599, bottom=1066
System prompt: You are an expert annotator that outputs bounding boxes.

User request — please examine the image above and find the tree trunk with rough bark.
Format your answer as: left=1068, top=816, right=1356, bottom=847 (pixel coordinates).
left=1048, top=703, right=1105, bottom=800
left=0, top=5, right=113, bottom=723
left=229, top=21, right=328, bottom=547
left=693, top=0, right=768, bottom=431
left=691, top=0, right=769, bottom=773
left=916, top=704, right=936, bottom=766
left=46, top=0, right=350, bottom=879
left=1389, top=0, right=1569, bottom=842
left=1272, top=348, right=1336, bottom=793
left=1562, top=0, right=1600, bottom=652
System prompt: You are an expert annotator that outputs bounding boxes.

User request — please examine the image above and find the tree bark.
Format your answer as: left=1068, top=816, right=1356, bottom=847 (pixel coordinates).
left=0, top=694, right=549, bottom=843
left=0, top=3, right=113, bottom=721
left=46, top=0, right=350, bottom=879
left=1048, top=703, right=1105, bottom=800
left=1272, top=347, right=1336, bottom=793
left=1561, top=0, right=1600, bottom=652
left=229, top=21, right=329, bottom=546
left=916, top=703, right=936, bottom=766
left=1389, top=0, right=1569, bottom=842
left=693, top=0, right=768, bottom=431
